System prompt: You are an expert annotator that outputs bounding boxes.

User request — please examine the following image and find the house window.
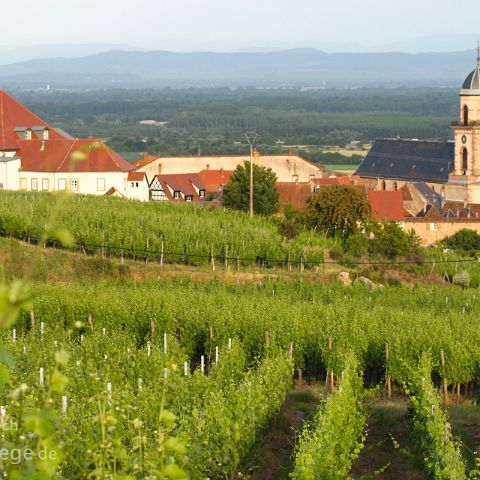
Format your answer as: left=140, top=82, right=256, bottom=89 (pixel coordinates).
left=70, top=179, right=79, bottom=191
left=42, top=178, right=49, bottom=191
left=429, top=223, right=437, bottom=231
left=185, top=195, right=193, bottom=202
left=292, top=174, right=298, bottom=183
left=381, top=180, right=386, bottom=190
left=0, top=183, right=3, bottom=189
left=58, top=178, right=67, bottom=190
left=199, top=190, right=206, bottom=198
left=463, top=105, right=469, bottom=126
left=31, top=178, right=38, bottom=190
left=20, top=178, right=27, bottom=190
left=42, top=129, right=50, bottom=140
left=173, top=191, right=180, bottom=199
left=393, top=181, right=398, bottom=191
left=24, top=130, right=32, bottom=140
left=97, top=178, right=105, bottom=191
left=130, top=182, right=135, bottom=187
left=136, top=182, right=139, bottom=187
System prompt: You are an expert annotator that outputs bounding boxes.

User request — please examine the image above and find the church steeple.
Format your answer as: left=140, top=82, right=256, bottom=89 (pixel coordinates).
left=445, top=46, right=480, bottom=204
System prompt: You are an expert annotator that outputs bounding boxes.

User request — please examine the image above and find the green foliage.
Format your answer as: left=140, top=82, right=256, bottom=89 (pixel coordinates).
left=291, top=353, right=366, bottom=479
left=344, top=221, right=423, bottom=260
left=0, top=191, right=329, bottom=267
left=406, top=355, right=467, bottom=479
left=223, top=161, right=280, bottom=216
left=442, top=229, right=480, bottom=253
left=304, top=185, right=372, bottom=239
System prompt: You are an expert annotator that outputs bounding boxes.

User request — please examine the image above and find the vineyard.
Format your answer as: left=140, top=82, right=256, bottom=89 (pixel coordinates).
left=1, top=275, right=480, bottom=477
left=1, top=189, right=480, bottom=478
left=0, top=191, right=330, bottom=266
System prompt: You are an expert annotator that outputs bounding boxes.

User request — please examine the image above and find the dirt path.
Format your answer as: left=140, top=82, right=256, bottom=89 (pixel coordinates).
left=351, top=399, right=426, bottom=479
left=242, top=384, right=324, bottom=480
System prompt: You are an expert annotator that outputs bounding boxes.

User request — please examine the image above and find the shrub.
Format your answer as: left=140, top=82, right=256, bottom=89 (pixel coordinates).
left=442, top=229, right=480, bottom=252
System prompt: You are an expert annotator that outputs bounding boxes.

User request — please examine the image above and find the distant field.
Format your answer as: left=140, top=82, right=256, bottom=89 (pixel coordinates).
left=321, top=146, right=370, bottom=157
left=324, top=164, right=359, bottom=172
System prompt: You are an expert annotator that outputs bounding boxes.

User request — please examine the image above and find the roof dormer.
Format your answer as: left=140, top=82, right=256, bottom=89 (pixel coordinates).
left=14, top=127, right=32, bottom=140
left=32, top=126, right=50, bottom=140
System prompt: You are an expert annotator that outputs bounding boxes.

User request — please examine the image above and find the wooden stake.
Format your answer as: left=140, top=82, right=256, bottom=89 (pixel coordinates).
left=29, top=310, right=35, bottom=330
left=88, top=313, right=93, bottom=330
left=298, top=368, right=303, bottom=387
left=457, top=383, right=461, bottom=403
left=160, top=241, right=164, bottom=267
left=440, top=350, right=449, bottom=404
left=265, top=330, right=270, bottom=348
left=288, top=342, right=293, bottom=359
left=385, top=343, right=392, bottom=400
left=211, top=245, right=215, bottom=271
left=150, top=319, right=155, bottom=336
left=328, top=337, right=334, bottom=392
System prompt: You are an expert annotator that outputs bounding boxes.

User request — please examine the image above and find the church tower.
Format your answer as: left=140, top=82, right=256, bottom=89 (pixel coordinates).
left=446, top=44, right=480, bottom=204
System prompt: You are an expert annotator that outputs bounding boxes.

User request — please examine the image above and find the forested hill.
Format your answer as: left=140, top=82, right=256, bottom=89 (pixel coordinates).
left=0, top=48, right=475, bottom=88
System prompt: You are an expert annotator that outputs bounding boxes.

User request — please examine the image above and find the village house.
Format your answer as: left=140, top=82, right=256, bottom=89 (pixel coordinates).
left=0, top=89, right=134, bottom=196
left=133, top=149, right=324, bottom=184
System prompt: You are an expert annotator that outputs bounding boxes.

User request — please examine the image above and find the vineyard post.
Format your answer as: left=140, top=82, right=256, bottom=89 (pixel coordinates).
left=150, top=320, right=155, bottom=336
left=88, top=313, right=93, bottom=330
left=61, top=396, right=68, bottom=417
left=184, top=361, right=188, bottom=376
left=236, top=256, right=240, bottom=271
left=12, top=329, right=16, bottom=343
left=457, top=383, right=461, bottom=403
left=287, top=249, right=291, bottom=272
left=146, top=238, right=149, bottom=265
left=163, top=333, right=167, bottom=355
left=121, top=249, right=124, bottom=264
left=288, top=342, right=293, bottom=359
left=160, top=241, right=164, bottom=267
left=228, top=338, right=232, bottom=349
left=211, top=245, right=215, bottom=271
left=107, top=382, right=112, bottom=409
left=39, top=367, right=44, bottom=387
left=385, top=343, right=392, bottom=400
left=29, top=310, right=35, bottom=330
left=215, top=346, right=219, bottom=364
left=201, top=355, right=205, bottom=375
left=328, top=337, right=334, bottom=391
left=265, top=330, right=270, bottom=348
left=224, top=246, right=228, bottom=271
left=440, top=350, right=449, bottom=404
left=298, top=368, right=303, bottom=387
left=40, top=322, right=44, bottom=336
left=147, top=341, right=151, bottom=357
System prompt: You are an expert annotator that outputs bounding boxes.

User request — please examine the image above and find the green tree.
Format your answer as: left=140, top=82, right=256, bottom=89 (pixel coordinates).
left=442, top=228, right=480, bottom=252
left=223, top=161, right=279, bottom=216
left=304, top=185, right=372, bottom=238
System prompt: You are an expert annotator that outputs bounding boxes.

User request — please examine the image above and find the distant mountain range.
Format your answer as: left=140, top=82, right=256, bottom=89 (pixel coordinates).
left=0, top=48, right=476, bottom=88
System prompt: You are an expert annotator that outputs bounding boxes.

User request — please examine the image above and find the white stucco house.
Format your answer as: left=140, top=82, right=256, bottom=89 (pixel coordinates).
left=0, top=89, right=135, bottom=196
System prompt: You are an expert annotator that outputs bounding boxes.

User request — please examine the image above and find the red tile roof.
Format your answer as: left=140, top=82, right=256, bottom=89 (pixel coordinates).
left=154, top=173, right=206, bottom=201
left=18, top=139, right=133, bottom=173
left=367, top=190, right=409, bottom=221
left=198, top=169, right=233, bottom=192
left=276, top=182, right=312, bottom=209
left=127, top=171, right=146, bottom=181
left=0, top=90, right=66, bottom=150
left=0, top=89, right=131, bottom=173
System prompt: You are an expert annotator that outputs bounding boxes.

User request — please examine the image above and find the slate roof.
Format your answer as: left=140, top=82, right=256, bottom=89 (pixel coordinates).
left=355, top=139, right=454, bottom=183
left=411, top=182, right=443, bottom=211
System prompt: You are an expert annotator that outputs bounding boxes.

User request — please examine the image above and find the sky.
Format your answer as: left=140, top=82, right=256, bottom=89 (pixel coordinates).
left=3, top=0, right=480, bottom=52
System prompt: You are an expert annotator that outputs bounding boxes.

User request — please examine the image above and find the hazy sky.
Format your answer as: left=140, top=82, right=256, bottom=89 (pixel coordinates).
left=5, top=0, right=480, bottom=51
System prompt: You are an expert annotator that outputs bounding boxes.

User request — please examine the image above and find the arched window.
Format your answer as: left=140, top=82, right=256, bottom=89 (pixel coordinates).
left=462, top=148, right=468, bottom=174
left=463, top=105, right=469, bottom=126
left=393, top=181, right=398, bottom=191
left=381, top=180, right=386, bottom=190
left=431, top=185, right=435, bottom=192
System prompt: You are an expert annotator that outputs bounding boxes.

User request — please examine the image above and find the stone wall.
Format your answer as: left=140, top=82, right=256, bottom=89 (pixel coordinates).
left=402, top=218, right=480, bottom=245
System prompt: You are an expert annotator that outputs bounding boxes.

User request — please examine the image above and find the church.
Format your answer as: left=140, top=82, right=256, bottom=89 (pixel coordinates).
left=355, top=45, right=480, bottom=206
